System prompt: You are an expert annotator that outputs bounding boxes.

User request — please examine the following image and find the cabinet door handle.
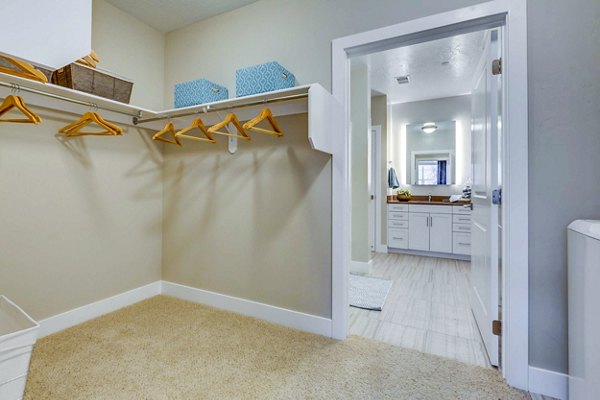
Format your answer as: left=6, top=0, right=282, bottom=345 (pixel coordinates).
left=430, top=216, right=433, bottom=227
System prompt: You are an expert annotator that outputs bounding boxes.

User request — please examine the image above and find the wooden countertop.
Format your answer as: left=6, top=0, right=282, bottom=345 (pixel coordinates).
left=387, top=195, right=471, bottom=206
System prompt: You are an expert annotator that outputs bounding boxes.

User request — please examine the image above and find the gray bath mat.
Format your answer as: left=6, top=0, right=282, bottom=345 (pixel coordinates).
left=349, top=274, right=393, bottom=311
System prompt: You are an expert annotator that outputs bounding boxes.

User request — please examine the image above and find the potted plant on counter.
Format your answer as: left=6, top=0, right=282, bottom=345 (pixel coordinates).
left=396, top=187, right=412, bottom=201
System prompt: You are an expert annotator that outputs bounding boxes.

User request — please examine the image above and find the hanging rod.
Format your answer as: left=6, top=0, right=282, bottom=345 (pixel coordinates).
left=0, top=82, right=143, bottom=118
left=133, top=93, right=309, bottom=125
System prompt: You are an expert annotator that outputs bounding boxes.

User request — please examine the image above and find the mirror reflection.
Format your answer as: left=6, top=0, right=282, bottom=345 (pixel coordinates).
left=406, top=120, right=456, bottom=185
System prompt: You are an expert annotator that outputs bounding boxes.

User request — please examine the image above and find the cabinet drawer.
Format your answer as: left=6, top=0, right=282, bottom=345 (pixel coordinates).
left=388, top=204, right=409, bottom=212
left=453, top=232, right=471, bottom=255
left=409, top=204, right=453, bottom=214
left=388, top=228, right=409, bottom=249
left=453, top=206, right=472, bottom=215
left=453, top=215, right=471, bottom=224
left=389, top=211, right=409, bottom=221
left=453, top=223, right=471, bottom=233
left=389, top=219, right=409, bottom=229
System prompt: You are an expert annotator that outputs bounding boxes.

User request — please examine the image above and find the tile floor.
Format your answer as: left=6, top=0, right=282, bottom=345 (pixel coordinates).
left=349, top=252, right=490, bottom=367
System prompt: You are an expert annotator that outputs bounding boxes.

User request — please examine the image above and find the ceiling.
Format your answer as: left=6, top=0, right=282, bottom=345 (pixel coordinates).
left=355, top=30, right=487, bottom=104
left=105, top=0, right=260, bottom=32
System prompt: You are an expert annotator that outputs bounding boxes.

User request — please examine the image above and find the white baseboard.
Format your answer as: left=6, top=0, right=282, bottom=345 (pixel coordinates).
left=37, top=282, right=161, bottom=338
left=349, top=259, right=372, bottom=274
left=528, top=366, right=568, bottom=400
left=161, top=281, right=333, bottom=337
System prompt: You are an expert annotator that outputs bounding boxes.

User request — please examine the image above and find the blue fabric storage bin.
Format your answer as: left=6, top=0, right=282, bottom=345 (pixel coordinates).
left=236, top=61, right=296, bottom=97
left=174, top=79, right=228, bottom=108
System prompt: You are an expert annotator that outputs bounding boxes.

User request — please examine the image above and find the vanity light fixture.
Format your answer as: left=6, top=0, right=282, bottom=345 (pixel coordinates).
left=421, top=122, right=438, bottom=134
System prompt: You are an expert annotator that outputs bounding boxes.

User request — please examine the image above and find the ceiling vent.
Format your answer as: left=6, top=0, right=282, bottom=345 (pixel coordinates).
left=395, top=75, right=410, bottom=85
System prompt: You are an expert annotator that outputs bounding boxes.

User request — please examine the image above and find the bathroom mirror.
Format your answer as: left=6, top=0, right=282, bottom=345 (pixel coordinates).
left=406, top=120, right=456, bottom=185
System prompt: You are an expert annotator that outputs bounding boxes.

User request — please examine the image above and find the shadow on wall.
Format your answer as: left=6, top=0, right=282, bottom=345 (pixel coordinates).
left=161, top=113, right=333, bottom=317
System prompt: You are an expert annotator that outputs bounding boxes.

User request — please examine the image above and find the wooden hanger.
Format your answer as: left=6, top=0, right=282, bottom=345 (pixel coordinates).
left=242, top=108, right=284, bottom=137
left=0, top=95, right=41, bottom=124
left=208, top=113, right=251, bottom=141
left=152, top=121, right=181, bottom=145
left=175, top=118, right=216, bottom=143
left=0, top=55, right=48, bottom=83
left=59, top=112, right=123, bottom=136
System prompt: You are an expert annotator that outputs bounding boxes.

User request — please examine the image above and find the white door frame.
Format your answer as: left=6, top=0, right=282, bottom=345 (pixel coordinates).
left=331, top=0, right=528, bottom=390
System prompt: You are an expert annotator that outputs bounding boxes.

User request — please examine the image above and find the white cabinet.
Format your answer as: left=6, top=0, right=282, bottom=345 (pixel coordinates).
left=388, top=203, right=471, bottom=258
left=408, top=213, right=430, bottom=251
left=430, top=213, right=453, bottom=253
left=408, top=210, right=452, bottom=253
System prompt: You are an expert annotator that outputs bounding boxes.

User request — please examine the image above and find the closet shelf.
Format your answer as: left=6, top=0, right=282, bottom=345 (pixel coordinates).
left=0, top=72, right=338, bottom=154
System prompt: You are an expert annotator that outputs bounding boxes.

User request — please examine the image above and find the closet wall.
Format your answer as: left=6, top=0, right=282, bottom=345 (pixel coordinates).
left=0, top=1, right=165, bottom=320
left=371, top=95, right=388, bottom=246
left=92, top=0, right=165, bottom=110
left=161, top=114, right=332, bottom=317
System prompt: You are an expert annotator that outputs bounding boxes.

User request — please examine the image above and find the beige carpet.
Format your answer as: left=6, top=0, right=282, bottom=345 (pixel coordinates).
left=25, top=296, right=528, bottom=400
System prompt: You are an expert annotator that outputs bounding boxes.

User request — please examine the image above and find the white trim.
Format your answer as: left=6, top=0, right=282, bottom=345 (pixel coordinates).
left=528, top=367, right=568, bottom=400
left=161, top=281, right=333, bottom=337
left=331, top=0, right=528, bottom=390
left=349, top=259, right=373, bottom=275
left=37, top=282, right=161, bottom=338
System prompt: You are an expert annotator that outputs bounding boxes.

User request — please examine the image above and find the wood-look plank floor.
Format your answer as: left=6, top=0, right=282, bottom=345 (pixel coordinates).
left=349, top=252, right=491, bottom=368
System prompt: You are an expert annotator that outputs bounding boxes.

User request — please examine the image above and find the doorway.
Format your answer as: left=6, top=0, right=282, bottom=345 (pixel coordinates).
left=331, top=0, right=529, bottom=391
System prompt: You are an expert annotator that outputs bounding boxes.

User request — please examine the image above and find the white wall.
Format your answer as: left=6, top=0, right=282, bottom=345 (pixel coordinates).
left=92, top=0, right=165, bottom=110
left=390, top=95, right=471, bottom=196
left=351, top=64, right=370, bottom=264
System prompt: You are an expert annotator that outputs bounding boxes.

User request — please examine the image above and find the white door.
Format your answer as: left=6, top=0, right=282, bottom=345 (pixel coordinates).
left=470, top=29, right=501, bottom=366
left=409, top=213, right=430, bottom=251
left=429, top=213, right=453, bottom=253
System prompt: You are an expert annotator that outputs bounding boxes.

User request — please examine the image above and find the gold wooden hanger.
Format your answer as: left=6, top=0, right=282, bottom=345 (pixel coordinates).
left=175, top=118, right=216, bottom=143
left=152, top=121, right=181, bottom=145
left=59, top=112, right=123, bottom=137
left=0, top=95, right=41, bottom=124
left=242, top=108, right=284, bottom=137
left=0, top=55, right=48, bottom=83
left=207, top=113, right=251, bottom=141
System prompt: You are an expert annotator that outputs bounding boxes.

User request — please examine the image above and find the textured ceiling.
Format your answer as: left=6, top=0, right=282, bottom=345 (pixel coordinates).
left=355, top=30, right=487, bottom=104
left=105, top=0, right=259, bottom=32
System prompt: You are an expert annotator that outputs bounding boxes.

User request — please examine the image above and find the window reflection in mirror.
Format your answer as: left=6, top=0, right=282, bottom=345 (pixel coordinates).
left=406, top=121, right=456, bottom=186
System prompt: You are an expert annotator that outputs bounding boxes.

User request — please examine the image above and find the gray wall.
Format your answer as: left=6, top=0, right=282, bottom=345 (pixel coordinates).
left=351, top=64, right=371, bottom=263
left=371, top=96, right=388, bottom=245
left=159, top=0, right=600, bottom=374
left=527, top=0, right=600, bottom=373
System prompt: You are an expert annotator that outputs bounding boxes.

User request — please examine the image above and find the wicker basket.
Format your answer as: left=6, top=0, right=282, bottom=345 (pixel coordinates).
left=52, top=63, right=133, bottom=104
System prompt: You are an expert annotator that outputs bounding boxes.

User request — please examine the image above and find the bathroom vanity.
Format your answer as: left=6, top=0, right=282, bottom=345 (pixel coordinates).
left=387, top=197, right=471, bottom=259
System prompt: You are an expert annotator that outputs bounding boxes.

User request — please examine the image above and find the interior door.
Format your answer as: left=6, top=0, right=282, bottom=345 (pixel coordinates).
left=470, top=29, right=501, bottom=366
left=429, top=213, right=452, bottom=253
